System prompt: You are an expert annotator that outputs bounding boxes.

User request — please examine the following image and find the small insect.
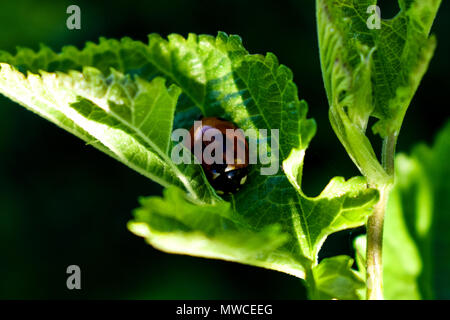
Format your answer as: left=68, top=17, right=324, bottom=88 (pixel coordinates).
left=188, top=117, right=249, bottom=194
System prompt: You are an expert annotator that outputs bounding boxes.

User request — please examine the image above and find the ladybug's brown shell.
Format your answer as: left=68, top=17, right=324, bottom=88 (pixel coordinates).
left=188, top=117, right=249, bottom=194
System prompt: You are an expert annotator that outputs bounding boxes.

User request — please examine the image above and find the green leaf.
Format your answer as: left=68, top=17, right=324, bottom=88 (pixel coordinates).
left=0, top=52, right=215, bottom=203
left=317, top=0, right=441, bottom=136
left=308, top=255, right=365, bottom=300
left=355, top=121, right=450, bottom=299
left=128, top=187, right=289, bottom=272
left=316, top=0, right=441, bottom=184
left=0, top=33, right=378, bottom=287
left=124, top=34, right=378, bottom=279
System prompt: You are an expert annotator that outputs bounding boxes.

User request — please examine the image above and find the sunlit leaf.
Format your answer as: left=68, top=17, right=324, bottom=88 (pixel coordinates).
left=0, top=33, right=378, bottom=294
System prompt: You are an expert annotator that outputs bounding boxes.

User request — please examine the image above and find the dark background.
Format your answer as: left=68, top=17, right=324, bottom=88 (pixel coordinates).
left=0, top=0, right=448, bottom=299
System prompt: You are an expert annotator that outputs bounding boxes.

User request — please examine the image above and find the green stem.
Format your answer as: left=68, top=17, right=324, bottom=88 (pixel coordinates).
left=365, top=185, right=389, bottom=299
left=381, top=133, right=397, bottom=177
left=365, top=133, right=397, bottom=300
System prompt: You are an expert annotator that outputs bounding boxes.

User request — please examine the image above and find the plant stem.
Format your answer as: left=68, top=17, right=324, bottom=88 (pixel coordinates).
left=381, top=133, right=397, bottom=177
left=365, top=185, right=389, bottom=299
left=365, top=133, right=397, bottom=300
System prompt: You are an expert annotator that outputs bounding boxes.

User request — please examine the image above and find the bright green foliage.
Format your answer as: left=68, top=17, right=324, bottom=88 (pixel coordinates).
left=308, top=255, right=365, bottom=300
left=0, top=47, right=215, bottom=202
left=129, top=187, right=288, bottom=267
left=355, top=121, right=450, bottom=299
left=0, top=32, right=378, bottom=299
left=316, top=0, right=441, bottom=185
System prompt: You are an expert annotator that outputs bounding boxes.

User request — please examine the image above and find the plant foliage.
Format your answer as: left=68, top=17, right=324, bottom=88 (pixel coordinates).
left=0, top=32, right=380, bottom=299
left=316, top=0, right=441, bottom=185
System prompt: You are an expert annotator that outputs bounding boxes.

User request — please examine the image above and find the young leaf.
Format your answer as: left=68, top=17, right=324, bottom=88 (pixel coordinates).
left=316, top=0, right=441, bottom=184
left=0, top=33, right=378, bottom=286
left=308, top=255, right=365, bottom=300
left=355, top=121, right=450, bottom=299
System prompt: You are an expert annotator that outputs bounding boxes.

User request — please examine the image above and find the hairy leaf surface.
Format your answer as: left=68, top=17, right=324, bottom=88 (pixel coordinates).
left=316, top=0, right=441, bottom=185
left=0, top=33, right=378, bottom=290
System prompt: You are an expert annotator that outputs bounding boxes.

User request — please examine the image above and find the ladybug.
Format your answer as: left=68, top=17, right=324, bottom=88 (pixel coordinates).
left=188, top=117, right=249, bottom=194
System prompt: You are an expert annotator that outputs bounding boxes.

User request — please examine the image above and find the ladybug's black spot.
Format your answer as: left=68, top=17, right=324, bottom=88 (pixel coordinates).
left=209, top=167, right=249, bottom=194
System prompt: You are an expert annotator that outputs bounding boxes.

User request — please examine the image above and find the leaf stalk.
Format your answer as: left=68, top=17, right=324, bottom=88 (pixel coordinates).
left=366, top=133, right=397, bottom=300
